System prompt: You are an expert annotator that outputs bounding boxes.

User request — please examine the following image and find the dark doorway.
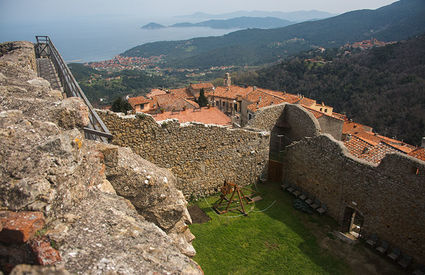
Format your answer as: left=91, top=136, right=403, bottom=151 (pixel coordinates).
left=341, top=207, right=364, bottom=239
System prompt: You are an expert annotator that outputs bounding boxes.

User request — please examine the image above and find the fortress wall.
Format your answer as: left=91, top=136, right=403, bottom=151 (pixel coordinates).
left=99, top=111, right=270, bottom=197
left=283, top=133, right=425, bottom=262
left=0, top=41, right=37, bottom=73
left=246, top=103, right=287, bottom=131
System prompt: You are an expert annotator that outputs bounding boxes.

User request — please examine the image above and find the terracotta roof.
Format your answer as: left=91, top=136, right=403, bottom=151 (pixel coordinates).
left=343, top=121, right=373, bottom=135
left=344, top=136, right=400, bottom=164
left=332, top=112, right=347, bottom=121
left=245, top=89, right=287, bottom=112
left=301, top=105, right=324, bottom=119
left=408, top=147, right=425, bottom=162
left=169, top=88, right=194, bottom=99
left=153, top=107, right=231, bottom=126
left=189, top=83, right=214, bottom=90
left=297, top=97, right=316, bottom=107
left=353, top=131, right=416, bottom=153
left=155, top=94, right=199, bottom=111
left=184, top=99, right=200, bottom=108
left=146, top=89, right=167, bottom=98
left=209, top=85, right=252, bottom=100
left=128, top=96, right=151, bottom=109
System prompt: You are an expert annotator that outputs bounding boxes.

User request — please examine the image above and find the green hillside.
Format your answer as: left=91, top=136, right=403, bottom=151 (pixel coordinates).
left=122, top=0, right=425, bottom=69
left=233, top=34, right=425, bottom=146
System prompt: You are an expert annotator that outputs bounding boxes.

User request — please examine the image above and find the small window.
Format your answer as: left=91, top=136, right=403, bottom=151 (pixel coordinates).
left=248, top=113, right=252, bottom=120
left=325, top=108, right=328, bottom=113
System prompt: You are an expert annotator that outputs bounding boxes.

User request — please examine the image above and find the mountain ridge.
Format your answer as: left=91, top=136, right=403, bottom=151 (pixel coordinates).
left=170, top=16, right=294, bottom=29
left=123, top=0, right=425, bottom=68
left=174, top=10, right=336, bottom=22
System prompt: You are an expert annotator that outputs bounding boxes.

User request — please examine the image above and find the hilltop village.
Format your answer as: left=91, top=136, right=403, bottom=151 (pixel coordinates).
left=118, top=73, right=425, bottom=165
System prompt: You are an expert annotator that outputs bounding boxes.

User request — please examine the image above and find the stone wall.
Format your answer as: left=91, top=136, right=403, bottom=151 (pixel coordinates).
left=317, top=115, right=343, bottom=140
left=1, top=42, right=201, bottom=274
left=245, top=103, right=286, bottom=131
left=99, top=111, right=270, bottom=197
left=282, top=134, right=425, bottom=263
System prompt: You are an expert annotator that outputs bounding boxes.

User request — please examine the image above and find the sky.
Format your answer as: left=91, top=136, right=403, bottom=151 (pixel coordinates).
left=0, top=0, right=398, bottom=23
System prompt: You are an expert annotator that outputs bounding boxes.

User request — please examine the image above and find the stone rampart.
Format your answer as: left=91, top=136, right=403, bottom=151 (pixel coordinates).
left=282, top=133, right=425, bottom=262
left=99, top=111, right=270, bottom=197
left=1, top=42, right=201, bottom=274
left=246, top=103, right=286, bottom=131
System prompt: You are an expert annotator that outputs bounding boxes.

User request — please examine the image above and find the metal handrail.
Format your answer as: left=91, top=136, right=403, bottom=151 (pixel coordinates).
left=35, top=36, right=112, bottom=142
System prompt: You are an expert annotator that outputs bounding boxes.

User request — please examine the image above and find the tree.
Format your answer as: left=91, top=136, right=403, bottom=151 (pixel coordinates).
left=197, top=88, right=209, bottom=107
left=111, top=97, right=133, bottom=113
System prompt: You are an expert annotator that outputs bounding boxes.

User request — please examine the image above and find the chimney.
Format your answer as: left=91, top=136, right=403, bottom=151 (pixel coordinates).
left=253, top=86, right=257, bottom=91
left=422, top=137, right=425, bottom=148
left=224, top=72, right=231, bottom=87
left=347, top=134, right=352, bottom=141
left=258, top=96, right=262, bottom=102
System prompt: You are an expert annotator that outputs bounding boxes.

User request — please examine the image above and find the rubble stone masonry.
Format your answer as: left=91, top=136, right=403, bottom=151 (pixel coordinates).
left=282, top=134, right=425, bottom=262
left=99, top=111, right=270, bottom=197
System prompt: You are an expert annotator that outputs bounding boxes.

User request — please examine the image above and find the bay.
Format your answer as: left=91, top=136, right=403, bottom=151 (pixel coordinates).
left=0, top=17, right=239, bottom=63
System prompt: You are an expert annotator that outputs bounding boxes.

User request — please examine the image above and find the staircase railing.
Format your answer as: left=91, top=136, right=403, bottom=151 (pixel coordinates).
left=35, top=36, right=112, bottom=142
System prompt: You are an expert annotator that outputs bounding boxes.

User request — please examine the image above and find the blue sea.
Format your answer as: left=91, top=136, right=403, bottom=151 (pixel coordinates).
left=0, top=17, right=238, bottom=63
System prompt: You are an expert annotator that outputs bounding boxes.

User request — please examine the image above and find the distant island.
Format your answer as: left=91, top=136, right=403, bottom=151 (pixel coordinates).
left=143, top=16, right=294, bottom=30
left=171, top=17, right=293, bottom=29
left=141, top=22, right=166, bottom=30
left=174, top=10, right=336, bottom=22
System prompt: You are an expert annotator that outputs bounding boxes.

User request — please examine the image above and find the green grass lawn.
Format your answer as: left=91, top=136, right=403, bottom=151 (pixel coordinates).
left=189, top=182, right=351, bottom=275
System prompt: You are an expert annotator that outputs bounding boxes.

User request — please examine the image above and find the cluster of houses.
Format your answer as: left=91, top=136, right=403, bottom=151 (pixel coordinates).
left=86, top=55, right=164, bottom=71
left=119, top=73, right=425, bottom=164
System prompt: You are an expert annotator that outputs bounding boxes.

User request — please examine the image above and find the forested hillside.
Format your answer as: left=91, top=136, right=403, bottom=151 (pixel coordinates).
left=69, top=63, right=171, bottom=106
left=122, top=0, right=425, bottom=69
left=233, top=34, right=425, bottom=145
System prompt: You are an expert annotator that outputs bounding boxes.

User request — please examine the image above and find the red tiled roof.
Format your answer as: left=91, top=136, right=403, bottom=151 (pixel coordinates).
left=170, top=88, right=194, bottom=99
left=183, top=99, right=200, bottom=108
left=332, top=112, right=347, bottom=121
left=153, top=107, right=231, bottom=126
left=245, top=89, right=287, bottom=112
left=353, top=131, right=416, bottom=153
left=190, top=83, right=214, bottom=90
left=297, top=97, right=316, bottom=107
left=209, top=85, right=252, bottom=100
left=343, top=121, right=373, bottom=135
left=128, top=96, right=151, bottom=108
left=301, top=105, right=324, bottom=119
left=344, top=136, right=400, bottom=164
left=146, top=89, right=167, bottom=98
left=408, top=147, right=425, bottom=162
left=154, top=94, right=199, bottom=111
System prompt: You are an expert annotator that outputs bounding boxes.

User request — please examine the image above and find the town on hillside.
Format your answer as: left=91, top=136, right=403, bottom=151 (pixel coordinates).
left=114, top=72, right=425, bottom=165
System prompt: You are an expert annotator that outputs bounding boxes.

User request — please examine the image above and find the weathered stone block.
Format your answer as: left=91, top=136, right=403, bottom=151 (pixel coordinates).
left=0, top=211, right=45, bottom=244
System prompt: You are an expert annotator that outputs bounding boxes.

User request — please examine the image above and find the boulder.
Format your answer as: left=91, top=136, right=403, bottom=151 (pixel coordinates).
left=99, top=145, right=196, bottom=256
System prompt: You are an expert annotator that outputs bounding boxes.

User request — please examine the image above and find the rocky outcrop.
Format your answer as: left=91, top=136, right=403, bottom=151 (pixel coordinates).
left=0, top=41, right=201, bottom=274
left=99, top=145, right=196, bottom=256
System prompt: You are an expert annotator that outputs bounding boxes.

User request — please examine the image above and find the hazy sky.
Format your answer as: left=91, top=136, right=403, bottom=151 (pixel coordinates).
left=1, top=0, right=398, bottom=22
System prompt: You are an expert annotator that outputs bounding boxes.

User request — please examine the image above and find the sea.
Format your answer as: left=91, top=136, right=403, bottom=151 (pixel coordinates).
left=0, top=16, right=238, bottom=63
